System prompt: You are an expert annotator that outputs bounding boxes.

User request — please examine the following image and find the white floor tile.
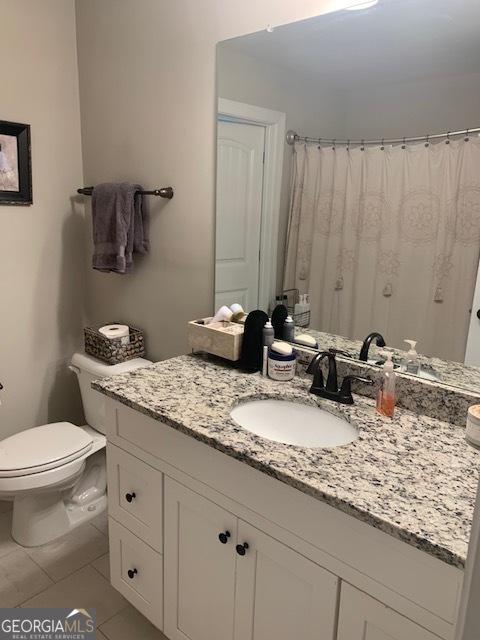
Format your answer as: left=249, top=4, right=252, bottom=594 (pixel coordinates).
left=25, top=523, right=108, bottom=582
left=100, top=605, right=168, bottom=640
left=91, top=510, right=108, bottom=536
left=0, top=549, right=53, bottom=607
left=91, top=553, right=110, bottom=580
left=0, top=511, right=20, bottom=559
left=21, top=565, right=128, bottom=624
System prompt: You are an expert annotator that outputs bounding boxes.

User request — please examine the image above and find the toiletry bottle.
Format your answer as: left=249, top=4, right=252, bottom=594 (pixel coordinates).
left=404, top=340, right=419, bottom=375
left=376, top=352, right=396, bottom=418
left=262, top=320, right=275, bottom=348
left=283, top=315, right=295, bottom=342
left=294, top=296, right=303, bottom=317
left=304, top=294, right=310, bottom=314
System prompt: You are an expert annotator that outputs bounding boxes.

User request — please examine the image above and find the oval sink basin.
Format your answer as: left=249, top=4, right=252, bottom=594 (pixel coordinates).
left=230, top=399, right=358, bottom=448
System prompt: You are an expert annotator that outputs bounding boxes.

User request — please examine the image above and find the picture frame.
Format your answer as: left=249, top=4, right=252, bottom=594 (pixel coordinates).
left=0, top=120, right=32, bottom=205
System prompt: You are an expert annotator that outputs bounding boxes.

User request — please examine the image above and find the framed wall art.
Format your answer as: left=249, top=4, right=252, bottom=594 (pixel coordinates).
left=0, top=120, right=32, bottom=205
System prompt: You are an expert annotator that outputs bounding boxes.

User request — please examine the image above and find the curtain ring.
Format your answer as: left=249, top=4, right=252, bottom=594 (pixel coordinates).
left=445, top=131, right=450, bottom=145
left=317, top=137, right=322, bottom=150
left=332, top=139, right=336, bottom=151
left=380, top=138, right=385, bottom=151
left=465, top=129, right=470, bottom=142
left=425, top=134, right=429, bottom=148
left=347, top=139, right=350, bottom=151
left=402, top=137, right=406, bottom=150
left=361, top=139, right=365, bottom=151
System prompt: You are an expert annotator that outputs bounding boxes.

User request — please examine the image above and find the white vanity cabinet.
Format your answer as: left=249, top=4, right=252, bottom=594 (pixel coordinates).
left=337, top=584, right=441, bottom=640
left=104, top=400, right=463, bottom=640
left=164, top=477, right=339, bottom=640
left=163, top=478, right=238, bottom=640
left=233, top=518, right=339, bottom=640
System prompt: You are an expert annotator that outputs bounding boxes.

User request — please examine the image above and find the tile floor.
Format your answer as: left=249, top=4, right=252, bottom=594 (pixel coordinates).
left=0, top=501, right=167, bottom=639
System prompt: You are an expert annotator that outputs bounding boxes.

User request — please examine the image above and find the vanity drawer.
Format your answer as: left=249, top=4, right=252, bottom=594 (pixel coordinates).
left=107, top=443, right=163, bottom=552
left=109, top=518, right=163, bottom=630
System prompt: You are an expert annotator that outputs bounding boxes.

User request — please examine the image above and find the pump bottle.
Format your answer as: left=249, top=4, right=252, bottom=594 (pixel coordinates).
left=376, top=352, right=396, bottom=418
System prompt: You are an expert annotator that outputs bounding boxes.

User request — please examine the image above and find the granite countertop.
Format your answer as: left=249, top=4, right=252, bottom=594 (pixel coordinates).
left=93, top=354, right=479, bottom=569
left=298, top=327, right=480, bottom=394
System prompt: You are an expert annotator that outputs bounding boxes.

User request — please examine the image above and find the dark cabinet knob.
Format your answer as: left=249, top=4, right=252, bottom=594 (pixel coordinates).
left=127, top=568, right=138, bottom=579
left=236, top=542, right=249, bottom=556
left=125, top=492, right=136, bottom=503
left=218, top=531, right=231, bottom=544
left=477, top=309, right=480, bottom=320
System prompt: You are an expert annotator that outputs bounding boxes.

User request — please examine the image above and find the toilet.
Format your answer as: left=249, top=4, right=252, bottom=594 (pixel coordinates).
left=0, top=351, right=151, bottom=547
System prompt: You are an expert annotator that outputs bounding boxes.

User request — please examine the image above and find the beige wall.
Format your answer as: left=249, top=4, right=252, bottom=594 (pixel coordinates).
left=75, top=0, right=348, bottom=362
left=344, top=72, right=480, bottom=140
left=0, top=0, right=84, bottom=437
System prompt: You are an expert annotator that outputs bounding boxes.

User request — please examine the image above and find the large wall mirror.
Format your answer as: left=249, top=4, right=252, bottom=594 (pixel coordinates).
left=214, top=0, right=480, bottom=393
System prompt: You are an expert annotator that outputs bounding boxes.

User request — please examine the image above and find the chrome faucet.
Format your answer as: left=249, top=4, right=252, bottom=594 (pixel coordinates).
left=359, top=332, right=386, bottom=362
left=306, top=352, right=372, bottom=405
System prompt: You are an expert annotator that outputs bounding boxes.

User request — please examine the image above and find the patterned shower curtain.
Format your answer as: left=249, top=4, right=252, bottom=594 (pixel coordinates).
left=284, top=139, right=480, bottom=361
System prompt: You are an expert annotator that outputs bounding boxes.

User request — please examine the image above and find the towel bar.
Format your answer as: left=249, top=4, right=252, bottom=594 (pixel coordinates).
left=77, top=186, right=174, bottom=199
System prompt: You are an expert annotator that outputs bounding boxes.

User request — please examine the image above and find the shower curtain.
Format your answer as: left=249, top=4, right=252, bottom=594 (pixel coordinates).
left=284, top=139, right=480, bottom=361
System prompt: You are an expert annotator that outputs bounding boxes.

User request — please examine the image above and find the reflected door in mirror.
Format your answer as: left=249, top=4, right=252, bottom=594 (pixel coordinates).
left=215, top=120, right=265, bottom=311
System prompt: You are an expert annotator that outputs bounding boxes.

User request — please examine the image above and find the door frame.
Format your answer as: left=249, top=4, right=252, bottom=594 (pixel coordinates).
left=216, top=98, right=286, bottom=312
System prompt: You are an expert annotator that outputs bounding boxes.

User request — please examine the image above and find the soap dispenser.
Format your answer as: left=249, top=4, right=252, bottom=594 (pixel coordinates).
left=376, top=352, right=396, bottom=418
left=403, top=340, right=419, bottom=375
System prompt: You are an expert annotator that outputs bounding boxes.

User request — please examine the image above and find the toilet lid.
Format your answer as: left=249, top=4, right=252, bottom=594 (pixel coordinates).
left=0, top=423, right=93, bottom=478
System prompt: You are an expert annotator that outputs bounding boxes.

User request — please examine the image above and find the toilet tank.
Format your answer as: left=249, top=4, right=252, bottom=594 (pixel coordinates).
left=70, top=352, right=152, bottom=434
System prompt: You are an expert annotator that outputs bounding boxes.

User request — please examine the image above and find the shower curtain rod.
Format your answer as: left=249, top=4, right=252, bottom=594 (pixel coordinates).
left=285, top=127, right=480, bottom=147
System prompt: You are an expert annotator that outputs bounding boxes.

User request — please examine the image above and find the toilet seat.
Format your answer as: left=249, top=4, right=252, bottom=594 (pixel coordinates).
left=0, top=423, right=93, bottom=478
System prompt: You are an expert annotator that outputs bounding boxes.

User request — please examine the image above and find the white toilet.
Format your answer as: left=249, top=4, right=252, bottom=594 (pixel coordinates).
left=0, top=351, right=151, bottom=547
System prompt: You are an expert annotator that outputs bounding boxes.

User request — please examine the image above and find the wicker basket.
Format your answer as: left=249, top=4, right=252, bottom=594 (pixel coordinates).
left=84, top=324, right=146, bottom=365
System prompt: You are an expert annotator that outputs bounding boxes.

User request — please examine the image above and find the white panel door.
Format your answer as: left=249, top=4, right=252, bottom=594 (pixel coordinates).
left=465, top=258, right=480, bottom=365
left=233, top=520, right=339, bottom=640
left=164, top=477, right=237, bottom=640
left=215, top=120, right=265, bottom=312
left=337, top=584, right=441, bottom=640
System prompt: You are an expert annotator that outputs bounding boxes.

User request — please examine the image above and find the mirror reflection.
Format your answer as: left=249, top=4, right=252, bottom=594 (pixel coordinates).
left=215, top=0, right=480, bottom=392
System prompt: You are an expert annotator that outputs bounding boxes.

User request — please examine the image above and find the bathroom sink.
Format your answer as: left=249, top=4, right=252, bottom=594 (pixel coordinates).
left=230, top=399, right=358, bottom=448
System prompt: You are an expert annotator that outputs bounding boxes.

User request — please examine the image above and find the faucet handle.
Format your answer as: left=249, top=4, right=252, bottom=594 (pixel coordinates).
left=339, top=375, right=374, bottom=404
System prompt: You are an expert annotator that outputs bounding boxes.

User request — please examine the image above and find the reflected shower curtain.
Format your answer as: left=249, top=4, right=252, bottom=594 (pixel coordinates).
left=284, top=139, right=480, bottom=361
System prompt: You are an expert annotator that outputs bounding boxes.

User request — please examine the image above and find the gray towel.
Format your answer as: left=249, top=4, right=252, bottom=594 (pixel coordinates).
left=91, top=182, right=150, bottom=274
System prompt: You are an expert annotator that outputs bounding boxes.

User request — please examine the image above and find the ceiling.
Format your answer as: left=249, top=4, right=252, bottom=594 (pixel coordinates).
left=220, top=0, right=480, bottom=89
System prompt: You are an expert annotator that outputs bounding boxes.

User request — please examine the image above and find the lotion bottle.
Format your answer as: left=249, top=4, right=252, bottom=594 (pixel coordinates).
left=376, top=352, right=396, bottom=418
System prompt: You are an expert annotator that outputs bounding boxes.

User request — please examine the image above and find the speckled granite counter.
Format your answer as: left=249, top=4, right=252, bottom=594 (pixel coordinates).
left=296, top=327, right=480, bottom=395
left=93, top=354, right=479, bottom=569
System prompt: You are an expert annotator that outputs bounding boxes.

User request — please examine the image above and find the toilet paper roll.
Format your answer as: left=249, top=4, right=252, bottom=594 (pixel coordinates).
left=99, top=324, right=130, bottom=345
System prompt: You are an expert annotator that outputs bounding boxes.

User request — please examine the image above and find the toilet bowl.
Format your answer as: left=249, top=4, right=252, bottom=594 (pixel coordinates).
left=0, top=352, right=152, bottom=547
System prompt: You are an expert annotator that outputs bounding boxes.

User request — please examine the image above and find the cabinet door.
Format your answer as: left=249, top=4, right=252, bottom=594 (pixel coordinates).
left=337, top=584, right=441, bottom=640
left=164, top=477, right=238, bottom=640
left=234, top=520, right=339, bottom=640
